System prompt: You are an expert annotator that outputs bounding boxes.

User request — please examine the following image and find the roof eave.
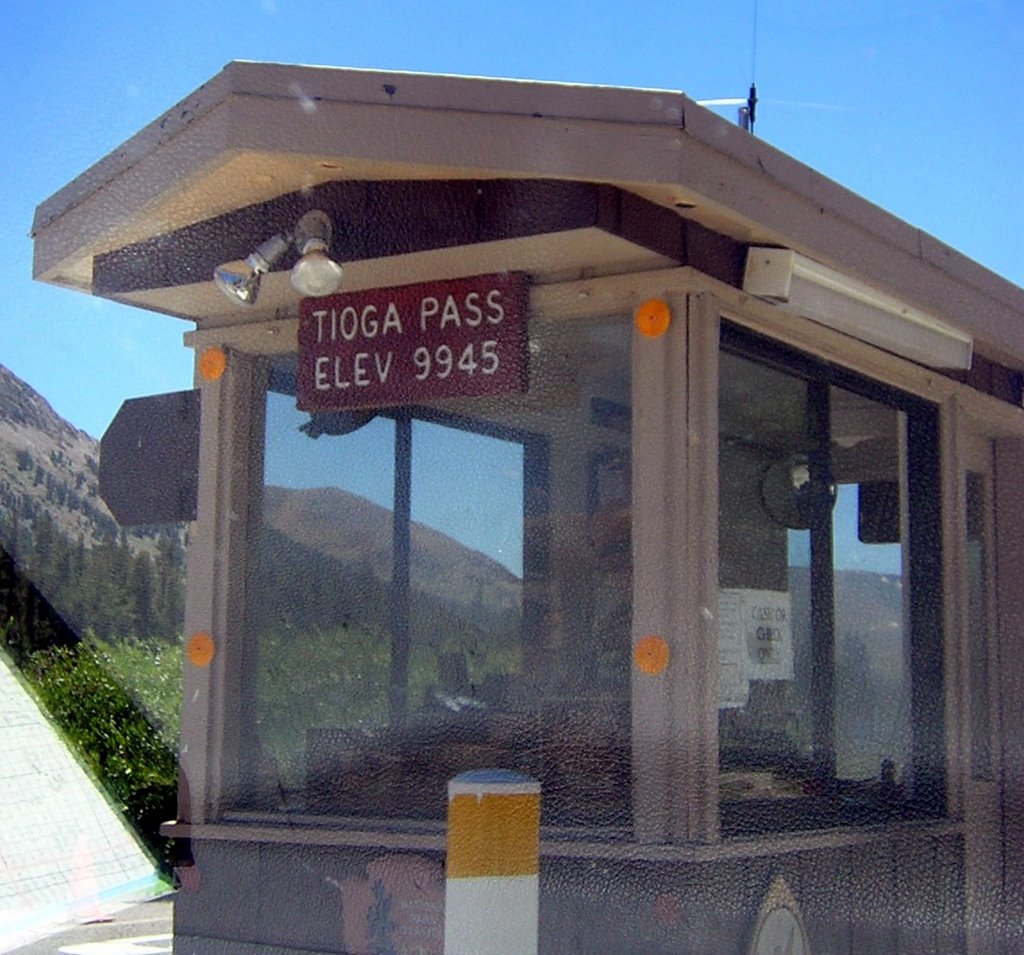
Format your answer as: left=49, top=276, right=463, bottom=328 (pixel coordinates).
left=30, top=61, right=1024, bottom=363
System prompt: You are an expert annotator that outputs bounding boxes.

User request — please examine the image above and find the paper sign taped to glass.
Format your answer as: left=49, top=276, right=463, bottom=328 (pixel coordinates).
left=718, top=589, right=793, bottom=709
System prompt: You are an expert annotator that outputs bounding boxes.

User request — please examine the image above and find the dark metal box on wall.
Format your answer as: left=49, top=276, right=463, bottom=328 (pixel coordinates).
left=99, top=389, right=200, bottom=526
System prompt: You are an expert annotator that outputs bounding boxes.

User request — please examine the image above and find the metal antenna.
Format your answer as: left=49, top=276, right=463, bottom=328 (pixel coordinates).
left=745, top=82, right=758, bottom=133
left=747, top=0, right=759, bottom=133
left=698, top=0, right=761, bottom=132
left=751, top=0, right=759, bottom=80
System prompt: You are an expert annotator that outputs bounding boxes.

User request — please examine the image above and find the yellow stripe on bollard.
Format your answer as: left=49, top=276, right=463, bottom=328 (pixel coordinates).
left=447, top=790, right=540, bottom=878
left=445, top=770, right=540, bottom=955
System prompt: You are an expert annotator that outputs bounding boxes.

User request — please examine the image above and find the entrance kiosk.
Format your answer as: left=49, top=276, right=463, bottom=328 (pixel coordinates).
left=33, top=62, right=1024, bottom=953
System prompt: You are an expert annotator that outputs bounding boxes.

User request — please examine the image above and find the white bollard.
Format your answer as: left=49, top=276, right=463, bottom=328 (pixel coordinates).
left=444, top=769, right=540, bottom=955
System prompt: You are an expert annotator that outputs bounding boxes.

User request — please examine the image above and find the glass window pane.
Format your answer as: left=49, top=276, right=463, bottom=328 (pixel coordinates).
left=831, top=387, right=911, bottom=786
left=408, top=420, right=524, bottom=716
left=718, top=337, right=938, bottom=833
left=246, top=392, right=397, bottom=807
left=967, top=469, right=993, bottom=780
left=237, top=315, right=632, bottom=827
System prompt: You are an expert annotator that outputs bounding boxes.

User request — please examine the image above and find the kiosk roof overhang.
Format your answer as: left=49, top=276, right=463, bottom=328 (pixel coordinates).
left=31, top=61, right=1024, bottom=365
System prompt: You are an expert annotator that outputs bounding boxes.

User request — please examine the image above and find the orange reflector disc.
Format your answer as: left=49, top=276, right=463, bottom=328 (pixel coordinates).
left=634, top=299, right=671, bottom=338
left=199, top=347, right=226, bottom=381
left=187, top=632, right=215, bottom=668
left=634, top=634, right=670, bottom=674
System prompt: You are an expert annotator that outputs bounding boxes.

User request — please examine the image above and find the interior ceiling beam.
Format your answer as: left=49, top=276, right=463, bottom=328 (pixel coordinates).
left=92, top=179, right=745, bottom=295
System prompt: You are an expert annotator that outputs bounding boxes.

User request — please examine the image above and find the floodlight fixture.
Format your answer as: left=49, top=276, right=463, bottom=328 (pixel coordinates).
left=213, top=233, right=290, bottom=306
left=742, top=246, right=973, bottom=371
left=290, top=210, right=344, bottom=297
left=213, top=209, right=344, bottom=306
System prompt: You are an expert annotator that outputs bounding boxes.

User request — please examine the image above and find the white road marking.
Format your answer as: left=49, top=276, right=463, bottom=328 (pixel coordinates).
left=59, top=934, right=172, bottom=955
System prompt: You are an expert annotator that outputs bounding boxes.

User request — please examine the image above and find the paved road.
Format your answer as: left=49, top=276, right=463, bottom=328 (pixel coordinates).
left=7, top=896, right=173, bottom=955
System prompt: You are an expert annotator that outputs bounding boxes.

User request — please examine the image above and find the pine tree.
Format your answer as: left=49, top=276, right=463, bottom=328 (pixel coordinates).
left=130, top=552, right=156, bottom=638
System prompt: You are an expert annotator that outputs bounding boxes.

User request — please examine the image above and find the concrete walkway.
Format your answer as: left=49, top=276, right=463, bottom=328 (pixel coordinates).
left=0, top=653, right=162, bottom=953
left=6, top=896, right=173, bottom=955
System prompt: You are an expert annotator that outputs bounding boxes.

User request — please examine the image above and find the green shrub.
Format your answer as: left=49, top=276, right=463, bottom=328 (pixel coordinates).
left=87, top=634, right=182, bottom=750
left=26, top=642, right=178, bottom=871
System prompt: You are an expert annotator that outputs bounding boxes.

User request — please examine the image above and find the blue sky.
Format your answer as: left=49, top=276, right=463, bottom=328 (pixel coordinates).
left=1, top=0, right=1021, bottom=440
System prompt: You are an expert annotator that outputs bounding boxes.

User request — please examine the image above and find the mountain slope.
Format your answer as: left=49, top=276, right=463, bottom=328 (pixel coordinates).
left=1, top=364, right=187, bottom=644
left=0, top=363, right=519, bottom=641
left=0, top=362, right=120, bottom=549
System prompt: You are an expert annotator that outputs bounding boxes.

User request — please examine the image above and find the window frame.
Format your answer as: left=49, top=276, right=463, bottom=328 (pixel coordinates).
left=226, top=317, right=636, bottom=830
left=241, top=372, right=547, bottom=820
left=716, top=322, right=947, bottom=834
left=175, top=267, right=1011, bottom=854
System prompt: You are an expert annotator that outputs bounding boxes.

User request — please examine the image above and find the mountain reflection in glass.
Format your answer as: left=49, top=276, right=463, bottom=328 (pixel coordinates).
left=237, top=317, right=632, bottom=826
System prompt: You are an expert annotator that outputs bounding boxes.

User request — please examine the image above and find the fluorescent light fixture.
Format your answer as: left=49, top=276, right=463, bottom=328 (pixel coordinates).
left=743, top=247, right=973, bottom=370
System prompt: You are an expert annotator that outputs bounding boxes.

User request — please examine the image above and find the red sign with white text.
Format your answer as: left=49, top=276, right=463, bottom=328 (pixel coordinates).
left=297, top=273, right=529, bottom=411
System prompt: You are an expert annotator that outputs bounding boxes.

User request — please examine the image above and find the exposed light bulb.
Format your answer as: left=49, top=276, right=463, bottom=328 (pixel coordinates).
left=291, top=240, right=344, bottom=297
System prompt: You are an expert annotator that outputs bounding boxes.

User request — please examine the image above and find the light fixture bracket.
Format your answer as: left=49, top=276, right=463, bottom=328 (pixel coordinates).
left=293, top=210, right=333, bottom=255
